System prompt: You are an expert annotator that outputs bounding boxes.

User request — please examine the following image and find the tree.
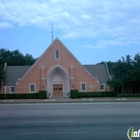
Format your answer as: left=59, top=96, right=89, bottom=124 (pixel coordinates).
left=0, top=65, right=4, bottom=91
left=130, top=53, right=140, bottom=85
left=25, top=53, right=37, bottom=65
left=0, top=48, right=37, bottom=91
left=0, top=48, right=37, bottom=66
left=106, top=54, right=140, bottom=89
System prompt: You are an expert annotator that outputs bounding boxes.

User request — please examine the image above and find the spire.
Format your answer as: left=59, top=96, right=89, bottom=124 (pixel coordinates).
left=52, top=21, right=54, bottom=42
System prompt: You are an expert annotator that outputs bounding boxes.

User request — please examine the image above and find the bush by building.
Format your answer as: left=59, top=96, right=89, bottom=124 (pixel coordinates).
left=0, top=91, right=47, bottom=99
left=70, top=90, right=117, bottom=98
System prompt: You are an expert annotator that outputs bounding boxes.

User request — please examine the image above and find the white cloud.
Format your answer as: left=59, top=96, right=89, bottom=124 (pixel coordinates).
left=81, top=38, right=140, bottom=50
left=0, top=0, right=140, bottom=48
left=0, top=22, right=13, bottom=28
left=83, top=44, right=107, bottom=49
left=82, top=14, right=91, bottom=20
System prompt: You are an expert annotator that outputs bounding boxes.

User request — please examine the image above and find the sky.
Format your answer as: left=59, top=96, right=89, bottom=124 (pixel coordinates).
left=0, top=0, right=140, bottom=64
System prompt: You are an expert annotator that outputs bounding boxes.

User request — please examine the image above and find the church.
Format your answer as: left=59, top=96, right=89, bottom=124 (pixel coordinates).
left=2, top=38, right=111, bottom=98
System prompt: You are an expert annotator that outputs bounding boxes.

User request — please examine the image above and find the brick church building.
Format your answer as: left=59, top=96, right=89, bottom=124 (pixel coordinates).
left=1, top=38, right=111, bottom=98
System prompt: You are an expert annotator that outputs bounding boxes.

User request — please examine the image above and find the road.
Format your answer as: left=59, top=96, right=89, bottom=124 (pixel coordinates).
left=0, top=102, right=140, bottom=140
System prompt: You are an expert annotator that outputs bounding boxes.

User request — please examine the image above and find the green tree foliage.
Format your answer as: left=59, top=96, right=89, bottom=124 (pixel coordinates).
left=107, top=54, right=140, bottom=88
left=0, top=65, right=4, bottom=91
left=0, top=48, right=37, bottom=66
left=0, top=48, right=37, bottom=87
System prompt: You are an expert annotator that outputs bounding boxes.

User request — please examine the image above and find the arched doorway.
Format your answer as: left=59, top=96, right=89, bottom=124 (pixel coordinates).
left=47, top=65, right=70, bottom=98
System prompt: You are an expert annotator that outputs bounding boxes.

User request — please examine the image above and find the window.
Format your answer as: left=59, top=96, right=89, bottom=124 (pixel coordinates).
left=31, top=85, right=34, bottom=92
left=100, top=85, right=105, bottom=91
left=55, top=50, right=60, bottom=60
left=81, top=83, right=86, bottom=91
left=10, top=87, right=15, bottom=93
left=30, top=84, right=36, bottom=93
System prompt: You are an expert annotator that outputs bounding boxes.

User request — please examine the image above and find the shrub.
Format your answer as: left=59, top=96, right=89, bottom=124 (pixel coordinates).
left=38, top=90, right=47, bottom=99
left=70, top=90, right=79, bottom=98
left=117, top=94, right=140, bottom=97
left=0, top=91, right=47, bottom=99
left=0, top=93, right=38, bottom=99
left=70, top=90, right=117, bottom=98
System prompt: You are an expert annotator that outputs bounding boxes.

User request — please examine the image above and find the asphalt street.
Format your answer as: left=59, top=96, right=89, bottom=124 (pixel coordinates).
left=0, top=102, right=140, bottom=140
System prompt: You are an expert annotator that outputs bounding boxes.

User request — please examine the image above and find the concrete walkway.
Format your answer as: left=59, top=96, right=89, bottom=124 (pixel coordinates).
left=0, top=97, right=140, bottom=104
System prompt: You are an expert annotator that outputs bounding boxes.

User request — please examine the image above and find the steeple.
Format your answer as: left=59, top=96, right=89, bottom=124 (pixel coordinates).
left=52, top=21, right=54, bottom=42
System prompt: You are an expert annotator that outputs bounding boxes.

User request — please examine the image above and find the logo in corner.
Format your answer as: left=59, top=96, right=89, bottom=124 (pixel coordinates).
left=127, top=127, right=140, bottom=140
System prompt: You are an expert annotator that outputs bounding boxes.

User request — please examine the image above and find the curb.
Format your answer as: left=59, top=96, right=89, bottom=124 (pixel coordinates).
left=0, top=98, right=140, bottom=104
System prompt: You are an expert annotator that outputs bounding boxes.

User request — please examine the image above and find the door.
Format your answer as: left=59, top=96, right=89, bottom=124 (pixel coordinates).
left=53, top=84, right=63, bottom=97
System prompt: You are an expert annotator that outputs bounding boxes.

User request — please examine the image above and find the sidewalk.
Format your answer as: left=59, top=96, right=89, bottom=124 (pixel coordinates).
left=0, top=97, right=140, bottom=104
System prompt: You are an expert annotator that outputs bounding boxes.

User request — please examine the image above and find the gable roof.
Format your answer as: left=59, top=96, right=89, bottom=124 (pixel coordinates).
left=4, top=66, right=31, bottom=86
left=83, top=64, right=110, bottom=84
left=3, top=39, right=110, bottom=86
left=21, top=38, right=96, bottom=80
left=4, top=64, right=110, bottom=86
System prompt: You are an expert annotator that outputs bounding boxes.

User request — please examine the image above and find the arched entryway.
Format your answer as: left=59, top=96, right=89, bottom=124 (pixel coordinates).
left=47, top=65, right=70, bottom=98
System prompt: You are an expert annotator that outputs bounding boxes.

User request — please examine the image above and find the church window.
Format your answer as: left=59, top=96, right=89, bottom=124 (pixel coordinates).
left=81, top=82, right=86, bottom=91
left=55, top=50, right=60, bottom=60
left=29, top=83, right=36, bottom=93
left=100, top=85, right=105, bottom=91
left=10, top=87, right=15, bottom=93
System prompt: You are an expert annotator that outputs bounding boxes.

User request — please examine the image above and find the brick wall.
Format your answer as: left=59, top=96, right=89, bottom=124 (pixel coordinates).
left=6, top=38, right=100, bottom=93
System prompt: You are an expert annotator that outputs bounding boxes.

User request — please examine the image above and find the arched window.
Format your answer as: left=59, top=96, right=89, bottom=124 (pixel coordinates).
left=55, top=50, right=60, bottom=60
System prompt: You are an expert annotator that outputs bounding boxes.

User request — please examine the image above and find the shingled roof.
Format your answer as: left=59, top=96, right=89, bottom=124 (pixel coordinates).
left=4, top=64, right=110, bottom=86
left=4, top=66, right=31, bottom=86
left=83, top=64, right=110, bottom=84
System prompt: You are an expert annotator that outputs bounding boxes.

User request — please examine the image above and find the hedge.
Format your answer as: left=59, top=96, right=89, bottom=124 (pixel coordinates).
left=70, top=90, right=79, bottom=98
left=117, top=94, right=140, bottom=97
left=70, top=90, right=117, bottom=98
left=0, top=91, right=47, bottom=99
left=38, top=90, right=47, bottom=99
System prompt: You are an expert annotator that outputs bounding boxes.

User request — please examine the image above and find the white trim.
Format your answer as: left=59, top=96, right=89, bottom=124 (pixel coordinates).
left=41, top=66, right=45, bottom=69
left=70, top=65, right=74, bottom=69
left=47, top=65, right=70, bottom=77
left=10, top=87, right=15, bottom=93
left=105, top=62, right=112, bottom=79
left=100, top=84, right=105, bottom=91
left=4, top=62, right=7, bottom=71
left=41, top=78, right=46, bottom=80
left=80, top=82, right=87, bottom=92
left=70, top=77, right=75, bottom=79
left=29, top=83, right=36, bottom=93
